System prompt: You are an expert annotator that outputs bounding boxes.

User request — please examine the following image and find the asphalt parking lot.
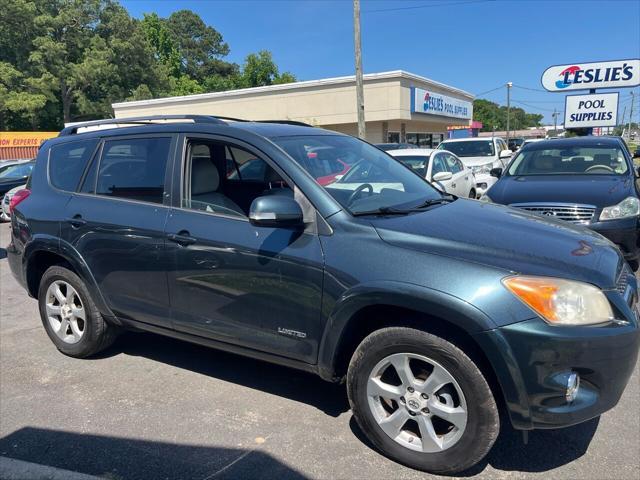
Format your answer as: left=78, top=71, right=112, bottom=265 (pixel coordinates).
left=0, top=221, right=639, bottom=480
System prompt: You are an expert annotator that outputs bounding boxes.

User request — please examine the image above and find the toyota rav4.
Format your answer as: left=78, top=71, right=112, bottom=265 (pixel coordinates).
left=6, top=116, right=639, bottom=474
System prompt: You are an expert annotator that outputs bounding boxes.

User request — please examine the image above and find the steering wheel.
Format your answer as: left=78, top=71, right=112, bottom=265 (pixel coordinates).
left=347, top=183, right=374, bottom=206
left=585, top=164, right=614, bottom=173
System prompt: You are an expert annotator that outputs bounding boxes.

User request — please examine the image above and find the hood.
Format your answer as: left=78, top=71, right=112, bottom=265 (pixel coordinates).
left=488, top=174, right=633, bottom=208
left=456, top=156, right=497, bottom=167
left=370, top=199, right=622, bottom=289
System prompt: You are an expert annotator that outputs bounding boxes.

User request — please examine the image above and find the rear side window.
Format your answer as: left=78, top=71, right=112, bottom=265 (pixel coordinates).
left=96, top=137, right=171, bottom=204
left=49, top=140, right=98, bottom=191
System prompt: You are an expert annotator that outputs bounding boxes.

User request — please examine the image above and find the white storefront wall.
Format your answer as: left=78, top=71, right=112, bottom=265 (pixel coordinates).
left=112, top=71, right=474, bottom=144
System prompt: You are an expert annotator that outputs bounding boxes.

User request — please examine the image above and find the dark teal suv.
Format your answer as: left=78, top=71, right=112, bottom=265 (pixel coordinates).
left=6, top=116, right=639, bottom=474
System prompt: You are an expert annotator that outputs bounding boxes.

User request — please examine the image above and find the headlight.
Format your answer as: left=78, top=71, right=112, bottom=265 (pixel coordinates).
left=503, top=276, right=613, bottom=326
left=599, top=196, right=640, bottom=221
left=471, top=162, right=493, bottom=175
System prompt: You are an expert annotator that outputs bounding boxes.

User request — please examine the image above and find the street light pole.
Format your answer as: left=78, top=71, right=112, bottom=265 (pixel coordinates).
left=627, top=92, right=635, bottom=141
left=353, top=0, right=366, bottom=139
left=506, top=82, right=512, bottom=145
left=552, top=108, right=558, bottom=136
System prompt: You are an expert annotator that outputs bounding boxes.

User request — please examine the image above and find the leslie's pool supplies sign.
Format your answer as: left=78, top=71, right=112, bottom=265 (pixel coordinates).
left=564, top=93, right=619, bottom=128
left=541, top=59, right=640, bottom=92
left=412, top=88, right=472, bottom=119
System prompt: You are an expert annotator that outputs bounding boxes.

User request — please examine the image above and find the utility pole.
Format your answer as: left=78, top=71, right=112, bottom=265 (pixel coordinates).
left=353, top=0, right=366, bottom=139
left=552, top=108, right=558, bottom=136
left=506, top=82, right=512, bottom=144
left=627, top=92, right=635, bottom=141
left=620, top=105, right=627, bottom=138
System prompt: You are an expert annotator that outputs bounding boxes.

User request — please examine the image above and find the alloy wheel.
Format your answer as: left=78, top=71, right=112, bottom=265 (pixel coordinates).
left=367, top=353, right=468, bottom=453
left=45, top=280, right=86, bottom=344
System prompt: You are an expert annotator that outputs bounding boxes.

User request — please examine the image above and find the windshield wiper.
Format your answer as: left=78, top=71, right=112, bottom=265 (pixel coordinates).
left=411, top=194, right=457, bottom=209
left=352, top=196, right=456, bottom=217
left=352, top=206, right=416, bottom=217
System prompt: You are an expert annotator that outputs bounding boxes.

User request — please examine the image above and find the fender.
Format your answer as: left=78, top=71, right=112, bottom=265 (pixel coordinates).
left=24, top=236, right=119, bottom=324
left=316, top=280, right=499, bottom=381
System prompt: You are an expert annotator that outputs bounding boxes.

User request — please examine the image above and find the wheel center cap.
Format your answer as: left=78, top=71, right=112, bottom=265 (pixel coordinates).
left=61, top=305, right=72, bottom=318
left=405, top=392, right=424, bottom=412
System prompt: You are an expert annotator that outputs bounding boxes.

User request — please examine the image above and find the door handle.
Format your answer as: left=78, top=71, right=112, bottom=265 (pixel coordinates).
left=167, top=231, right=197, bottom=246
left=66, top=215, right=87, bottom=228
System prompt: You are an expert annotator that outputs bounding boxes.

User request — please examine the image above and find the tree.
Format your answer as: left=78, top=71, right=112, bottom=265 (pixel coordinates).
left=0, top=62, right=47, bottom=129
left=141, top=13, right=181, bottom=77
left=0, top=2, right=297, bottom=129
left=473, top=98, right=543, bottom=131
left=240, top=51, right=296, bottom=88
left=165, top=9, right=231, bottom=81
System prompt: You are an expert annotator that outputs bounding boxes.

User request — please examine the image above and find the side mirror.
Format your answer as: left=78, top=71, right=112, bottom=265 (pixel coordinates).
left=499, top=149, right=512, bottom=159
left=432, top=171, right=453, bottom=182
left=490, top=167, right=503, bottom=178
left=249, top=195, right=304, bottom=228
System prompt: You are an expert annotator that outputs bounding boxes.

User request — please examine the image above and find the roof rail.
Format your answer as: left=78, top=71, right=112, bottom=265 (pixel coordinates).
left=258, top=120, right=314, bottom=127
left=58, top=115, right=226, bottom=136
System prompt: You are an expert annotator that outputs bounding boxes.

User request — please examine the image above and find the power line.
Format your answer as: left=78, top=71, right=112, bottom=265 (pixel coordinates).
left=510, top=98, right=565, bottom=104
left=474, top=85, right=505, bottom=97
left=511, top=100, right=558, bottom=112
left=364, top=0, right=494, bottom=13
left=512, top=84, right=548, bottom=93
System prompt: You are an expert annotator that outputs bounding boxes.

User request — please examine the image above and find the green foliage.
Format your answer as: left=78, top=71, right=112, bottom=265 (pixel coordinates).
left=473, top=98, right=544, bottom=132
left=0, top=0, right=295, bottom=130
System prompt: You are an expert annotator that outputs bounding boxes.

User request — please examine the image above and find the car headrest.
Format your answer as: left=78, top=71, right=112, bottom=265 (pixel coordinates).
left=532, top=155, right=558, bottom=171
left=264, top=166, right=284, bottom=184
left=192, top=157, right=219, bottom=195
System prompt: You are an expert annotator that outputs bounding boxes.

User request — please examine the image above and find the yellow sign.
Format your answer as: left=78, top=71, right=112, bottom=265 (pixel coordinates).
left=0, top=132, right=58, bottom=148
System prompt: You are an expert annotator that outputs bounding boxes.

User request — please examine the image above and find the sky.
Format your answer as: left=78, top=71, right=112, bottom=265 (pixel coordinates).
left=121, top=0, right=640, bottom=124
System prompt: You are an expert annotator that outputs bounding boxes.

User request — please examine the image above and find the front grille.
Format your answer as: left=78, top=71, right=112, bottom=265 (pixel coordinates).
left=510, top=203, right=596, bottom=224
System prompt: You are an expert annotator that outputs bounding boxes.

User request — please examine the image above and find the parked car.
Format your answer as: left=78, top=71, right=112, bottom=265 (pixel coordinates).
left=1, top=184, right=27, bottom=221
left=7, top=115, right=639, bottom=474
left=375, top=142, right=420, bottom=152
left=437, top=137, right=512, bottom=197
left=507, top=137, right=525, bottom=152
left=483, top=136, right=640, bottom=270
left=387, top=148, right=477, bottom=198
left=0, top=160, right=35, bottom=196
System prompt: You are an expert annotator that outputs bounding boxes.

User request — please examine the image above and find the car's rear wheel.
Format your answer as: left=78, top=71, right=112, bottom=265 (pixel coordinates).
left=38, top=266, right=118, bottom=358
left=347, top=327, right=499, bottom=474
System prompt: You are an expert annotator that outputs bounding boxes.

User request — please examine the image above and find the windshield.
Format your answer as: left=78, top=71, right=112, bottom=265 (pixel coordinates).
left=273, top=135, right=442, bottom=214
left=439, top=140, right=495, bottom=157
left=507, top=145, right=629, bottom=176
left=0, top=163, right=33, bottom=179
left=392, top=155, right=430, bottom=177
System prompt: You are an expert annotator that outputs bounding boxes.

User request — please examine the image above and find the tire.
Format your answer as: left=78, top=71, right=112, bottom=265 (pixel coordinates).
left=38, top=266, right=118, bottom=358
left=469, top=189, right=476, bottom=199
left=347, top=327, right=499, bottom=474
left=628, top=260, right=639, bottom=272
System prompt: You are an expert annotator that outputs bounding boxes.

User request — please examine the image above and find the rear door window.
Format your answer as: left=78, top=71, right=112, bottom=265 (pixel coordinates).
left=95, top=137, right=171, bottom=204
left=49, top=140, right=98, bottom=191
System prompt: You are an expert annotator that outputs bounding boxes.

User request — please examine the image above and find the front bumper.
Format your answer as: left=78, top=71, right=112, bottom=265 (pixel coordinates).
left=474, top=283, right=639, bottom=430
left=590, top=216, right=639, bottom=262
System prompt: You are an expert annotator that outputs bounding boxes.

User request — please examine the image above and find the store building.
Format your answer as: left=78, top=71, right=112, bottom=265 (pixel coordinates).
left=112, top=71, right=474, bottom=147
left=0, top=131, right=57, bottom=161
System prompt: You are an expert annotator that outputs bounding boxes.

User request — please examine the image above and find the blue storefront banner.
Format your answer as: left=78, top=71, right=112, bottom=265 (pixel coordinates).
left=411, top=87, right=472, bottom=120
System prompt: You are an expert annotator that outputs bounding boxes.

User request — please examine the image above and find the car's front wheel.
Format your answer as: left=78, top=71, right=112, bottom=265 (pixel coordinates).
left=38, top=266, right=118, bottom=358
left=347, top=327, right=499, bottom=474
